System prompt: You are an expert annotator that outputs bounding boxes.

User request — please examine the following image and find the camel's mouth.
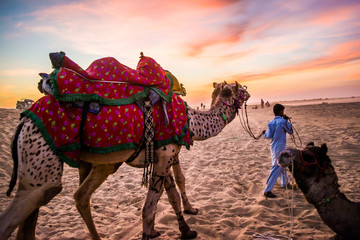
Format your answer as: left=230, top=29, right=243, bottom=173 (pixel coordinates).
left=241, top=88, right=250, bottom=102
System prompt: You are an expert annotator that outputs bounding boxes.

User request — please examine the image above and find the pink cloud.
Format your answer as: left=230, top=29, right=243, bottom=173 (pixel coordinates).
left=309, top=3, right=360, bottom=27
left=225, top=39, right=360, bottom=83
left=186, top=22, right=247, bottom=57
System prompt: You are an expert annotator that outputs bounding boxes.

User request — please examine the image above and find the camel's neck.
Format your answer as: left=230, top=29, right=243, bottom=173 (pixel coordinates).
left=297, top=171, right=360, bottom=237
left=188, top=99, right=238, bottom=141
left=297, top=173, right=340, bottom=206
left=314, top=192, right=360, bottom=237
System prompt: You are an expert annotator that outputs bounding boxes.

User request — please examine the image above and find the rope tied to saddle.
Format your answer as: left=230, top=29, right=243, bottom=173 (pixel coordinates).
left=142, top=99, right=155, bottom=187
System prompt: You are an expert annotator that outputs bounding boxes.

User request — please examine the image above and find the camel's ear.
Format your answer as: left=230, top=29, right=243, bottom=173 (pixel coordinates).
left=235, top=81, right=242, bottom=88
left=321, top=143, right=328, bottom=154
left=223, top=81, right=227, bottom=85
left=306, top=142, right=314, bottom=147
left=234, top=82, right=239, bottom=92
left=213, top=82, right=217, bottom=88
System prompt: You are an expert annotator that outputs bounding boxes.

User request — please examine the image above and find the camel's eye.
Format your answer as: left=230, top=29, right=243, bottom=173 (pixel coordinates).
left=283, top=152, right=291, bottom=158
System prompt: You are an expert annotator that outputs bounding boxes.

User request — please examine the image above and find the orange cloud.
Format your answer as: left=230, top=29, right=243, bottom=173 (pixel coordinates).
left=225, top=39, right=360, bottom=83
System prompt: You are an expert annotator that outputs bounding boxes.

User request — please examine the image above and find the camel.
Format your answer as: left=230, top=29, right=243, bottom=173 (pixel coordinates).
left=0, top=81, right=249, bottom=240
left=278, top=143, right=360, bottom=240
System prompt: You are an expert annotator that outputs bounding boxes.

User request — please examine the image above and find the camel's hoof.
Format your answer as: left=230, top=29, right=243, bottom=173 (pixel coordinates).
left=142, top=233, right=150, bottom=240
left=150, top=230, right=161, bottom=239
left=180, top=230, right=197, bottom=239
left=184, top=208, right=199, bottom=215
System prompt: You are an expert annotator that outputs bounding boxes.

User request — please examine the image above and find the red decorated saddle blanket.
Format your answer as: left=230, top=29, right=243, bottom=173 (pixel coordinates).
left=49, top=53, right=173, bottom=104
left=21, top=94, right=192, bottom=168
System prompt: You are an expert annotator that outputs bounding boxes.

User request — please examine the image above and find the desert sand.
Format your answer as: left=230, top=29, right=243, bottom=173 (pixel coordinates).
left=0, top=101, right=359, bottom=240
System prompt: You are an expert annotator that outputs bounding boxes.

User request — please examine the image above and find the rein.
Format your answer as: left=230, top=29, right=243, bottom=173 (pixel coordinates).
left=220, top=89, right=264, bottom=139
left=288, top=118, right=302, bottom=148
left=238, top=102, right=264, bottom=140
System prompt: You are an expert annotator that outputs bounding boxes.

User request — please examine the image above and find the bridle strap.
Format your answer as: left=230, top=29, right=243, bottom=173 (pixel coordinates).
left=299, top=149, right=324, bottom=174
left=221, top=90, right=245, bottom=113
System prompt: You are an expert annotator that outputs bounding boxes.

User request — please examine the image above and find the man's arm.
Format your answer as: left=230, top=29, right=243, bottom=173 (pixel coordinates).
left=283, top=120, right=293, bottom=135
left=264, top=123, right=274, bottom=139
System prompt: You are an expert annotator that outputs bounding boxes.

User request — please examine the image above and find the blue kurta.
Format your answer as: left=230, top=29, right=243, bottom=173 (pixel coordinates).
left=264, top=116, right=293, bottom=193
left=264, top=116, right=293, bottom=164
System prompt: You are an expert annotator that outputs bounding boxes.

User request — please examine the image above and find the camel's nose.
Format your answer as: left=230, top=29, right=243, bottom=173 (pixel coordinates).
left=278, top=150, right=293, bottom=167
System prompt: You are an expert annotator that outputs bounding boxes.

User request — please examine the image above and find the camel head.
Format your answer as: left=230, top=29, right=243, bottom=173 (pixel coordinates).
left=211, top=81, right=250, bottom=108
left=278, top=143, right=340, bottom=203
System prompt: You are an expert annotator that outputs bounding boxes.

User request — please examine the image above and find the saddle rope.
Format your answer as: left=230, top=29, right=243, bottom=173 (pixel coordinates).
left=64, top=67, right=129, bottom=84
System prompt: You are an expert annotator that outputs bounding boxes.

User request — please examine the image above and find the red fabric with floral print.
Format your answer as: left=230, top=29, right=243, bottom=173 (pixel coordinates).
left=24, top=93, right=192, bottom=166
left=52, top=56, right=171, bottom=102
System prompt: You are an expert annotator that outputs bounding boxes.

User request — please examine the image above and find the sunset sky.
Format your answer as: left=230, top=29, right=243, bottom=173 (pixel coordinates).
left=0, top=0, right=359, bottom=108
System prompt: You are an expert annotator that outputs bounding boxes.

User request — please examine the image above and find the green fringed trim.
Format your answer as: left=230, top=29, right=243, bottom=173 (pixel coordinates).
left=60, top=154, right=80, bottom=168
left=154, top=100, right=193, bottom=150
left=20, top=110, right=81, bottom=168
left=155, top=135, right=190, bottom=150
left=82, top=142, right=139, bottom=154
left=49, top=69, right=150, bottom=105
left=58, top=143, right=81, bottom=152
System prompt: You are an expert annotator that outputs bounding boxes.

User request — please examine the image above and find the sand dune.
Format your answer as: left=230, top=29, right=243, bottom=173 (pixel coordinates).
left=0, top=101, right=359, bottom=239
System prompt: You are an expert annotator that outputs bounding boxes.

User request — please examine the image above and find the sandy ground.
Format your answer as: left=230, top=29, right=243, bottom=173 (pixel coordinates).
left=0, top=101, right=359, bottom=240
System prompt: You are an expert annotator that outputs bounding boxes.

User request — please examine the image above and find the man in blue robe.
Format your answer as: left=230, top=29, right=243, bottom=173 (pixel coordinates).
left=264, top=104, right=293, bottom=198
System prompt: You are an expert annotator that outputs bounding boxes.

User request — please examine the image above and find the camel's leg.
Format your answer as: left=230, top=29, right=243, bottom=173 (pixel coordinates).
left=0, top=184, right=62, bottom=240
left=172, top=155, right=198, bottom=215
left=142, top=144, right=196, bottom=240
left=164, top=174, right=197, bottom=239
left=148, top=184, right=165, bottom=239
left=15, top=208, right=39, bottom=240
left=79, top=161, right=92, bottom=184
left=142, top=173, right=165, bottom=240
left=74, top=163, right=122, bottom=240
left=0, top=119, right=62, bottom=240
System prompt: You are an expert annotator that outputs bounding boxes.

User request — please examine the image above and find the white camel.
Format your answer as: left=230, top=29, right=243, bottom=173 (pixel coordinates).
left=0, top=81, right=249, bottom=240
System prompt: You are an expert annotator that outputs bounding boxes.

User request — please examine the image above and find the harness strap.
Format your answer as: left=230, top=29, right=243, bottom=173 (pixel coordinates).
left=217, top=108, right=228, bottom=125
left=314, top=190, right=340, bottom=208
left=142, top=99, right=155, bottom=186
left=79, top=101, right=90, bottom=148
left=299, top=149, right=324, bottom=174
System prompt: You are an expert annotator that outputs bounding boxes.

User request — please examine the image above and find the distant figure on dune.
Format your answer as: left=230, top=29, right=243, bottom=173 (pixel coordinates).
left=265, top=101, right=270, bottom=108
left=261, top=99, right=264, bottom=108
left=263, top=104, right=293, bottom=198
